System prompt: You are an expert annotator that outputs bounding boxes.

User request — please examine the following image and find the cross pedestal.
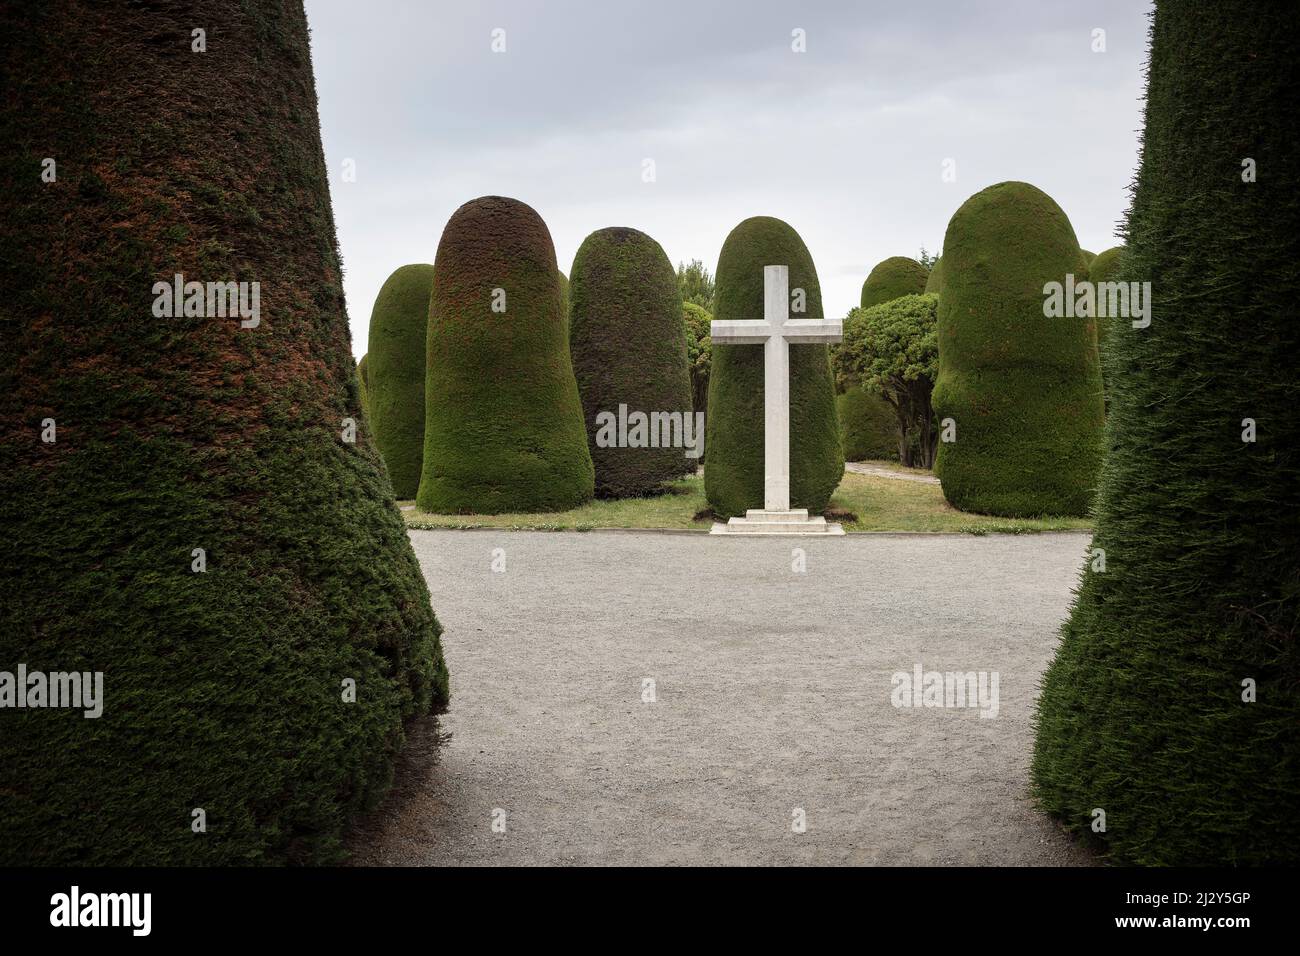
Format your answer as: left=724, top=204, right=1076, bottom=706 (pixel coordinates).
left=709, top=265, right=845, bottom=535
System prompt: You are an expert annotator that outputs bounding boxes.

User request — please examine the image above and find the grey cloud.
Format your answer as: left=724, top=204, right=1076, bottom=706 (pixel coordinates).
left=306, top=0, right=1151, bottom=351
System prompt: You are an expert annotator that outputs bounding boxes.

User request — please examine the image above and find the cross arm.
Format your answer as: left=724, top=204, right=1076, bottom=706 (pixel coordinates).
left=709, top=320, right=777, bottom=344
left=780, top=318, right=842, bottom=344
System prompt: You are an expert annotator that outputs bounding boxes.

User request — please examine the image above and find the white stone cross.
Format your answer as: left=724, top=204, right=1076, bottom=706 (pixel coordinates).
left=710, top=265, right=842, bottom=514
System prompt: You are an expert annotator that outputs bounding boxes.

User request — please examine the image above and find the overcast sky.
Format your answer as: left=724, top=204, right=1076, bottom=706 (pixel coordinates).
left=305, top=0, right=1152, bottom=358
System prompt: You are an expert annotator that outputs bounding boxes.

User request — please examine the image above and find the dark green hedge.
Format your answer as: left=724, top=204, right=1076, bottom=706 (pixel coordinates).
left=367, top=264, right=433, bottom=498
left=569, top=227, right=693, bottom=497
left=704, top=217, right=842, bottom=518
left=417, top=196, right=593, bottom=513
left=931, top=181, right=1104, bottom=516
left=860, top=256, right=929, bottom=309
left=1032, top=2, right=1300, bottom=864
left=838, top=389, right=898, bottom=461
left=0, top=0, right=448, bottom=865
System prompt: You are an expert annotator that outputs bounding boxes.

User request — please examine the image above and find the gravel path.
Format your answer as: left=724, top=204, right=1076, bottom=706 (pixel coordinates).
left=845, top=461, right=941, bottom=483
left=348, top=529, right=1096, bottom=866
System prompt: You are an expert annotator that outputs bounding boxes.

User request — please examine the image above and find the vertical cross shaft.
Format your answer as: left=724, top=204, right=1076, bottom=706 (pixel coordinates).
left=763, top=265, right=790, bottom=511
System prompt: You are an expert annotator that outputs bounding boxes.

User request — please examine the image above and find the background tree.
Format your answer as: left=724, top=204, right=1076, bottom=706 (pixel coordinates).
left=682, top=301, right=713, bottom=416
left=931, top=181, right=1104, bottom=516
left=357, top=353, right=372, bottom=421
left=1087, top=245, right=1127, bottom=406
left=834, top=294, right=940, bottom=467
left=418, top=196, right=594, bottom=514
left=366, top=263, right=434, bottom=498
left=860, top=256, right=929, bottom=309
left=705, top=217, right=842, bottom=518
left=676, top=258, right=716, bottom=312
left=837, top=388, right=899, bottom=461
left=569, top=227, right=693, bottom=496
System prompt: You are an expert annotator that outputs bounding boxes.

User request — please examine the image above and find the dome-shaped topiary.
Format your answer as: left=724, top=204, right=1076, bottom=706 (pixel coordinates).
left=923, top=256, right=943, bottom=295
left=1087, top=245, right=1127, bottom=402
left=838, top=388, right=898, bottom=461
left=1034, top=3, right=1300, bottom=865
left=557, top=270, right=570, bottom=338
left=860, top=256, right=929, bottom=309
left=704, top=216, right=843, bottom=518
left=569, top=227, right=694, bottom=497
left=367, top=264, right=434, bottom=498
left=1088, top=245, right=1124, bottom=285
left=682, top=301, right=713, bottom=415
left=931, top=181, right=1104, bottom=516
left=0, top=0, right=447, bottom=865
left=356, top=352, right=371, bottom=421
left=417, top=196, right=593, bottom=513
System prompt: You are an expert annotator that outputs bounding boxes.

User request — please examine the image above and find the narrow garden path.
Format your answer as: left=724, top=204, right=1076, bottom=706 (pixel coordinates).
left=845, top=461, right=941, bottom=484
left=349, top=529, right=1096, bottom=866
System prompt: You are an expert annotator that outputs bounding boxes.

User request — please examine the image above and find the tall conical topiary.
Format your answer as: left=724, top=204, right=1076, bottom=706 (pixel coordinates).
left=931, top=182, right=1104, bottom=516
left=417, top=196, right=593, bottom=513
left=1033, top=3, right=1300, bottom=865
left=705, top=217, right=842, bottom=518
left=0, top=0, right=447, bottom=865
left=367, top=264, right=434, bottom=498
left=569, top=227, right=694, bottom=497
left=860, top=256, right=929, bottom=309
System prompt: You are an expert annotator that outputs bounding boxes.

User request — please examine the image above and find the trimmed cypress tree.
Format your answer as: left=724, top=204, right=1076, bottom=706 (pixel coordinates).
left=367, top=264, right=434, bottom=498
left=705, top=217, right=842, bottom=518
left=860, top=256, right=929, bottom=309
left=417, top=196, right=593, bottom=513
left=1033, top=3, right=1300, bottom=865
left=0, top=0, right=448, bottom=865
left=569, top=227, right=694, bottom=497
left=931, top=182, right=1104, bottom=516
left=924, top=255, right=944, bottom=295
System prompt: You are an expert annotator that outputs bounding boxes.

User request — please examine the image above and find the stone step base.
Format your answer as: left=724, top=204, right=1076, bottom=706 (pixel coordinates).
left=710, top=509, right=846, bottom=536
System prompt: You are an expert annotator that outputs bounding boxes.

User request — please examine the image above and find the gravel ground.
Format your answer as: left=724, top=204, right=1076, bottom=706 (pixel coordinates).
left=348, top=529, right=1097, bottom=866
